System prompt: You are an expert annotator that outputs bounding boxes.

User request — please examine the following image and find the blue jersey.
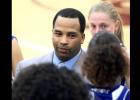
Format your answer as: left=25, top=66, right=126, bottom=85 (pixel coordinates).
left=88, top=85, right=130, bottom=100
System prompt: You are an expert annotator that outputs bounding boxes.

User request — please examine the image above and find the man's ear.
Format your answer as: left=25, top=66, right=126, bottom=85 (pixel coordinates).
left=81, top=33, right=85, bottom=44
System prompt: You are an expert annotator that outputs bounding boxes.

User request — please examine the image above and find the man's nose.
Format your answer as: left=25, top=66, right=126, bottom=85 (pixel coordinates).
left=60, top=35, right=68, bottom=44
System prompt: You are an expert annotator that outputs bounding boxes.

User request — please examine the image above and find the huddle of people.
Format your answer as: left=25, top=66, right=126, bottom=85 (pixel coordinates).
left=12, top=1, right=130, bottom=100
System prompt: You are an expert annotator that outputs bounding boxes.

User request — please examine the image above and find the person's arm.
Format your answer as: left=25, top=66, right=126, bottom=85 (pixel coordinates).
left=12, top=38, right=23, bottom=77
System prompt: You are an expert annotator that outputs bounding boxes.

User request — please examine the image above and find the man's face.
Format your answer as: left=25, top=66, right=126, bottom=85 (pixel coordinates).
left=88, top=12, right=118, bottom=36
left=52, top=16, right=85, bottom=61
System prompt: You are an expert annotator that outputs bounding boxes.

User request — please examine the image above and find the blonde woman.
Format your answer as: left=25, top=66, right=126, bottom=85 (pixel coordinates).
left=88, top=1, right=124, bottom=44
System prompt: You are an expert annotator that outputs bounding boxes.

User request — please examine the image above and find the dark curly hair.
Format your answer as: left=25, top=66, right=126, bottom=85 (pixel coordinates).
left=82, top=31, right=129, bottom=88
left=12, top=63, right=90, bottom=100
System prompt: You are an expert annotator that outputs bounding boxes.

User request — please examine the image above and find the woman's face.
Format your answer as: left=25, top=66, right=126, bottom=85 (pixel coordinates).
left=88, top=12, right=118, bottom=36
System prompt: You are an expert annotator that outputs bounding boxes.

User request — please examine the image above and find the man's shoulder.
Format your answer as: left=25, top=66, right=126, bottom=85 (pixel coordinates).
left=72, top=49, right=86, bottom=76
left=15, top=51, right=54, bottom=76
left=20, top=52, right=53, bottom=66
left=80, top=49, right=86, bottom=60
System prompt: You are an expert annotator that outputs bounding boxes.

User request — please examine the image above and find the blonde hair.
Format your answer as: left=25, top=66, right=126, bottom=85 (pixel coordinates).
left=88, top=1, right=124, bottom=44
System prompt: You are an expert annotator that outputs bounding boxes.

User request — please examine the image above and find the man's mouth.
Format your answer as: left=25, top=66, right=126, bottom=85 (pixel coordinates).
left=58, top=48, right=70, bottom=54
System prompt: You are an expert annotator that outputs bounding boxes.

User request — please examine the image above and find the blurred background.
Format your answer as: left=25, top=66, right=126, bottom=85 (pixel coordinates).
left=12, top=0, right=130, bottom=59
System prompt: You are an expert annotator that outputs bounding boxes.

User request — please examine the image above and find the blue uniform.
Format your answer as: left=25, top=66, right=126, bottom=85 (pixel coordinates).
left=88, top=84, right=130, bottom=100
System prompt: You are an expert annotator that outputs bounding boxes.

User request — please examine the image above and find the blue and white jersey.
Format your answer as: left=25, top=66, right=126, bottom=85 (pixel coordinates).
left=89, top=85, right=130, bottom=100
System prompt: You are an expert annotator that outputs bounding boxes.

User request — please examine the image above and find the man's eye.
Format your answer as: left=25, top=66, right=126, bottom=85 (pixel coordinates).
left=68, top=33, right=77, bottom=38
left=70, top=34, right=76, bottom=37
left=54, top=32, right=62, bottom=36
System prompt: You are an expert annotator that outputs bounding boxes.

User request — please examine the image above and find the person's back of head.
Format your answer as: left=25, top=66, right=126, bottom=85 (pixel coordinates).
left=88, top=31, right=123, bottom=49
left=82, top=31, right=130, bottom=99
left=83, top=31, right=129, bottom=88
left=53, top=8, right=86, bottom=33
left=12, top=63, right=90, bottom=100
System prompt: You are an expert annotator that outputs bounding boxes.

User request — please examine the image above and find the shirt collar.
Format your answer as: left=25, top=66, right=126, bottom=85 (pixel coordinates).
left=53, top=49, right=82, bottom=70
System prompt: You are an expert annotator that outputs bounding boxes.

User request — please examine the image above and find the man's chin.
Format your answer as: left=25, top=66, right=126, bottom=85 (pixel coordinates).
left=59, top=55, right=70, bottom=62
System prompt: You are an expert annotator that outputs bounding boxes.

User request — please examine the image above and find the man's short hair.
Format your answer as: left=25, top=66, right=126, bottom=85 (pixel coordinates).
left=12, top=63, right=90, bottom=100
left=53, top=8, right=86, bottom=33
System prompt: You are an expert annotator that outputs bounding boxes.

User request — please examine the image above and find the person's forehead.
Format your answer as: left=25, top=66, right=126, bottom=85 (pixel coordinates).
left=55, top=16, right=80, bottom=25
left=53, top=28, right=78, bottom=33
left=89, top=12, right=113, bottom=21
left=54, top=16, right=80, bottom=30
left=55, top=16, right=79, bottom=23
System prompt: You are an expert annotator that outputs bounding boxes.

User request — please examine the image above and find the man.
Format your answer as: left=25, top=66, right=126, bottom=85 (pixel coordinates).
left=15, top=8, right=86, bottom=77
